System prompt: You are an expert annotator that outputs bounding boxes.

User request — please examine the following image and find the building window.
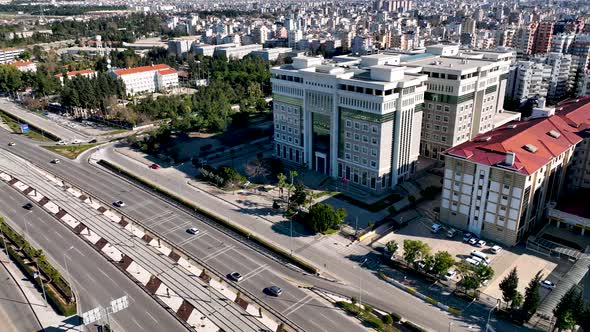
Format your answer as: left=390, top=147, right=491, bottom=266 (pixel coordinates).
left=370, top=160, right=377, bottom=168
left=354, top=122, right=360, bottom=129
left=371, top=137, right=378, bottom=145
left=362, top=135, right=369, bottom=143
left=362, top=124, right=369, bottom=132
left=354, top=134, right=360, bottom=141
left=346, top=120, right=352, bottom=128
left=345, top=153, right=351, bottom=160
left=346, top=132, right=352, bottom=138
left=345, top=143, right=351, bottom=150
left=353, top=155, right=359, bottom=162
left=353, top=144, right=360, bottom=152
left=372, top=126, right=378, bottom=133
left=371, top=149, right=377, bottom=156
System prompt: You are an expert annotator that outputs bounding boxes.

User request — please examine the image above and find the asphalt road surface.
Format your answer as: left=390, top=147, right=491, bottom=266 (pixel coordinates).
left=0, top=259, right=42, bottom=332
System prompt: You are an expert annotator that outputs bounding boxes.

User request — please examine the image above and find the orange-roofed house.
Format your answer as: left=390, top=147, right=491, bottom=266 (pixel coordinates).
left=439, top=99, right=586, bottom=246
left=9, top=60, right=36, bottom=73
left=110, top=64, right=178, bottom=96
left=56, top=69, right=97, bottom=85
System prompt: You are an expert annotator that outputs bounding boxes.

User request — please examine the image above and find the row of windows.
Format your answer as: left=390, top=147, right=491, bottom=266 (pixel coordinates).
left=275, top=124, right=300, bottom=135
left=339, top=96, right=381, bottom=111
left=343, top=153, right=378, bottom=168
left=337, top=163, right=387, bottom=190
left=306, top=81, right=333, bottom=89
left=344, top=143, right=378, bottom=156
left=422, top=71, right=459, bottom=80
left=424, top=123, right=448, bottom=133
left=425, top=113, right=450, bottom=122
left=337, top=84, right=391, bottom=96
left=273, top=84, right=304, bottom=96
left=427, top=83, right=454, bottom=94
left=275, top=133, right=300, bottom=145
left=345, top=120, right=379, bottom=133
left=423, top=132, right=448, bottom=143
left=344, top=131, right=379, bottom=144
left=273, top=74, right=303, bottom=83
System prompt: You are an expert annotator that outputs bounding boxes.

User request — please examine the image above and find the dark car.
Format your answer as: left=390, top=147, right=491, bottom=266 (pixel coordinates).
left=88, top=139, right=97, bottom=143
left=267, top=286, right=283, bottom=297
left=23, top=202, right=33, bottom=210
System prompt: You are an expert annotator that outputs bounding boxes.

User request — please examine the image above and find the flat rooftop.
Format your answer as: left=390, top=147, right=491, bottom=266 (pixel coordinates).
left=403, top=56, right=494, bottom=71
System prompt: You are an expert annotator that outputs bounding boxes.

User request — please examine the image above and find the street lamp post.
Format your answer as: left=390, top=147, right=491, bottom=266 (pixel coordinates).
left=359, top=258, right=367, bottom=310
left=64, top=246, right=75, bottom=302
left=289, top=218, right=293, bottom=256
left=485, top=301, right=500, bottom=332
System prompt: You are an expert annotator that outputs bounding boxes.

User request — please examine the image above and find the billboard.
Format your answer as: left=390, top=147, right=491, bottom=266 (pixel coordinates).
left=19, top=123, right=29, bottom=134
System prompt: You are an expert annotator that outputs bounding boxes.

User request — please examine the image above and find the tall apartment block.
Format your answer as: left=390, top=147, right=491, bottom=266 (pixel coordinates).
left=532, top=22, right=554, bottom=55
left=440, top=101, right=581, bottom=246
left=270, top=55, right=427, bottom=192
left=401, top=45, right=517, bottom=160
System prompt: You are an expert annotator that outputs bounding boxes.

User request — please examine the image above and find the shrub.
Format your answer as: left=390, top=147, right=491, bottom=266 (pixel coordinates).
left=364, top=304, right=373, bottom=314
left=402, top=321, right=427, bottom=332
left=382, top=314, right=393, bottom=325
left=390, top=312, right=402, bottom=322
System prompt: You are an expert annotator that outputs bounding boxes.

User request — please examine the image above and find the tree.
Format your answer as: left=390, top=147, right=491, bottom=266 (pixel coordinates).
left=306, top=203, right=346, bottom=233
left=554, top=286, right=582, bottom=331
left=385, top=240, right=398, bottom=258
left=277, top=173, right=287, bottom=199
left=474, top=264, right=494, bottom=284
left=289, top=182, right=307, bottom=210
left=511, top=292, right=523, bottom=310
left=521, top=271, right=543, bottom=321
left=432, top=251, right=455, bottom=276
left=286, top=170, right=298, bottom=209
left=402, top=240, right=431, bottom=265
left=460, top=275, right=480, bottom=292
left=499, top=267, right=519, bottom=306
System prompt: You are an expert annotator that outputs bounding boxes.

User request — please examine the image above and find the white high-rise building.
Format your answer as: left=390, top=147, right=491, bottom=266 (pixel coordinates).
left=288, top=30, right=303, bottom=48
left=401, top=45, right=516, bottom=160
left=271, top=55, right=427, bottom=192
left=506, top=61, right=552, bottom=104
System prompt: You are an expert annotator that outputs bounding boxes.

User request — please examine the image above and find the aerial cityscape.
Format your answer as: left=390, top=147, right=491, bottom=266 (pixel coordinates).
left=0, top=0, right=590, bottom=332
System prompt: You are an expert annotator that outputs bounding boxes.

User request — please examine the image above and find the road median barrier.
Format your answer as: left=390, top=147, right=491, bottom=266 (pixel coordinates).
left=96, top=159, right=320, bottom=275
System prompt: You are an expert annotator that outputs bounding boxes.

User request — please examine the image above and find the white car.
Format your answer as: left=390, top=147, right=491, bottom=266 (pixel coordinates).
left=540, top=280, right=556, bottom=289
left=113, top=200, right=125, bottom=207
left=7, top=142, right=15, bottom=146
left=476, top=240, right=487, bottom=247
left=444, top=270, right=456, bottom=281
left=187, top=228, right=200, bottom=235
left=57, top=140, right=67, bottom=145
left=491, top=245, right=502, bottom=254
left=51, top=159, right=60, bottom=164
left=468, top=237, right=479, bottom=245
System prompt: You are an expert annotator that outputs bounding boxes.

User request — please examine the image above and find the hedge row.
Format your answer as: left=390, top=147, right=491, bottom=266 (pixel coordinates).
left=97, top=159, right=320, bottom=274
left=335, top=301, right=401, bottom=332
left=1, top=241, right=76, bottom=316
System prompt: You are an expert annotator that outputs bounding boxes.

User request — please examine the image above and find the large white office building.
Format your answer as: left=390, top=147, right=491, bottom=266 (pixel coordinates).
left=271, top=55, right=427, bottom=192
left=111, top=64, right=179, bottom=96
left=0, top=48, right=24, bottom=64
left=401, top=45, right=517, bottom=160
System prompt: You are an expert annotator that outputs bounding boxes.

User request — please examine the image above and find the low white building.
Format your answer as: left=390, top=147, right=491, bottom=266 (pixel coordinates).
left=250, top=47, right=293, bottom=62
left=110, top=64, right=178, bottom=96
left=10, top=60, right=36, bottom=73
left=55, top=69, right=97, bottom=85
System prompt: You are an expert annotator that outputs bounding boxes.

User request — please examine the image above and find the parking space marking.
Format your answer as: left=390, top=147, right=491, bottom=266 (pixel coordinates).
left=160, top=220, right=192, bottom=235
left=142, top=211, right=172, bottom=223
left=177, top=232, right=208, bottom=246
left=147, top=214, right=178, bottom=227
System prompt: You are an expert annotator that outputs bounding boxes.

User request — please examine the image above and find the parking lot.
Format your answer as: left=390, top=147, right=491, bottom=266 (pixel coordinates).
left=375, top=217, right=571, bottom=302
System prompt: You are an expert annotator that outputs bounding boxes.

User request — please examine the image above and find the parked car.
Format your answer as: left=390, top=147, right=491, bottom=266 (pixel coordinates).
left=150, top=163, right=160, bottom=170
left=229, top=272, right=243, bottom=282
left=463, top=232, right=473, bottom=242
left=446, top=229, right=457, bottom=238
left=7, top=142, right=15, bottom=146
left=187, top=228, right=200, bottom=235
left=23, top=202, right=33, bottom=210
left=444, top=270, right=456, bottom=281
left=431, top=223, right=442, bottom=233
left=267, top=286, right=283, bottom=297
left=491, top=245, right=502, bottom=254
left=465, top=257, right=481, bottom=267
left=476, top=240, right=487, bottom=247
left=471, top=250, right=491, bottom=264
left=113, top=200, right=125, bottom=207
left=540, top=280, right=556, bottom=289
left=468, top=237, right=479, bottom=245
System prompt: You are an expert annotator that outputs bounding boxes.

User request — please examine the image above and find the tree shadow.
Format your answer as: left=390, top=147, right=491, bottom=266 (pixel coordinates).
left=269, top=219, right=313, bottom=238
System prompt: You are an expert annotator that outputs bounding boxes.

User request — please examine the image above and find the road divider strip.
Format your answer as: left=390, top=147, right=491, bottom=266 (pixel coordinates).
left=0, top=167, right=295, bottom=332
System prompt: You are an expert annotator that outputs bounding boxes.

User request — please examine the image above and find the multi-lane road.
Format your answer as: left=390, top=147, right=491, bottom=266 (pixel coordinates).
left=0, top=179, right=187, bottom=332
left=0, top=124, right=503, bottom=332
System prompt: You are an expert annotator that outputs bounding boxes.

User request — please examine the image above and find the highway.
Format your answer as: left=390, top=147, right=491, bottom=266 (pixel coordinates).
left=0, top=257, right=42, bottom=332
left=0, top=181, right=188, bottom=332
left=0, top=128, right=488, bottom=332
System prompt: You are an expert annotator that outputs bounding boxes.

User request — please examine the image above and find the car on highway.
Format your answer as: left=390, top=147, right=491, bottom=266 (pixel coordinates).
left=57, top=140, right=67, bottom=145
left=51, top=159, right=60, bottom=164
left=463, top=232, right=473, bottom=242
left=229, top=272, right=243, bottom=282
left=266, top=286, right=283, bottom=297
left=150, top=163, right=160, bottom=170
left=113, top=200, right=125, bottom=207
left=187, top=228, right=200, bottom=235
left=540, top=280, right=556, bottom=289
left=23, top=202, right=33, bottom=210
left=7, top=142, right=15, bottom=146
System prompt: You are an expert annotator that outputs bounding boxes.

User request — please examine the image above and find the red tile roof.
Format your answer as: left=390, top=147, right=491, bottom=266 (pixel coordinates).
left=55, top=69, right=96, bottom=77
left=113, top=64, right=172, bottom=76
left=10, top=60, right=34, bottom=67
left=444, top=110, right=583, bottom=175
left=157, top=68, right=177, bottom=75
left=553, top=96, right=590, bottom=131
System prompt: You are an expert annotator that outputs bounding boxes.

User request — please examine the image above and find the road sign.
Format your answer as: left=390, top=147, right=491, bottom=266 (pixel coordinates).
left=19, top=123, right=29, bottom=134
left=82, top=306, right=104, bottom=325
left=109, top=296, right=129, bottom=314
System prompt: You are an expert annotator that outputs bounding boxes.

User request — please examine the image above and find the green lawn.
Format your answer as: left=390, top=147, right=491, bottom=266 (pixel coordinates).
left=42, top=143, right=100, bottom=159
left=0, top=113, right=55, bottom=142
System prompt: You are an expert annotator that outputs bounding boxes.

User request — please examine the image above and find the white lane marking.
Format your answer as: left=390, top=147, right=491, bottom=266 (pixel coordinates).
left=240, top=264, right=270, bottom=281
left=98, top=269, right=116, bottom=285
left=146, top=311, right=158, bottom=323
left=142, top=211, right=172, bottom=223
left=176, top=232, right=208, bottom=246
left=202, top=245, right=235, bottom=262
left=72, top=247, right=85, bottom=257
left=283, top=294, right=314, bottom=316
left=160, top=220, right=192, bottom=236
left=53, top=230, right=66, bottom=241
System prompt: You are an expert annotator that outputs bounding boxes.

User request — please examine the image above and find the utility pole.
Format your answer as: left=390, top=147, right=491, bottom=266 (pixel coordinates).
left=358, top=258, right=367, bottom=310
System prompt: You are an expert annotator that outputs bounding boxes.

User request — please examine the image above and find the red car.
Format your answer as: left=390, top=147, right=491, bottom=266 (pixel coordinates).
left=150, top=163, right=160, bottom=170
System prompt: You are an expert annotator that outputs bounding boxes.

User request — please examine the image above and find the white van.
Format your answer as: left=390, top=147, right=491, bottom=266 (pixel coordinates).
left=470, top=256, right=488, bottom=266
left=465, top=257, right=480, bottom=267
left=471, top=250, right=490, bottom=264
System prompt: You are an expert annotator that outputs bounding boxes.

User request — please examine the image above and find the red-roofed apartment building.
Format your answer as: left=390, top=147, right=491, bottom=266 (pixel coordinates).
left=110, top=64, right=178, bottom=96
left=9, top=60, right=36, bottom=73
left=55, top=69, right=97, bottom=85
left=440, top=98, right=590, bottom=246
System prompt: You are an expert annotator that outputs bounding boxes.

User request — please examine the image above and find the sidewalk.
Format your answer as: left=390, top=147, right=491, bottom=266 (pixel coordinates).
left=0, top=249, right=76, bottom=331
